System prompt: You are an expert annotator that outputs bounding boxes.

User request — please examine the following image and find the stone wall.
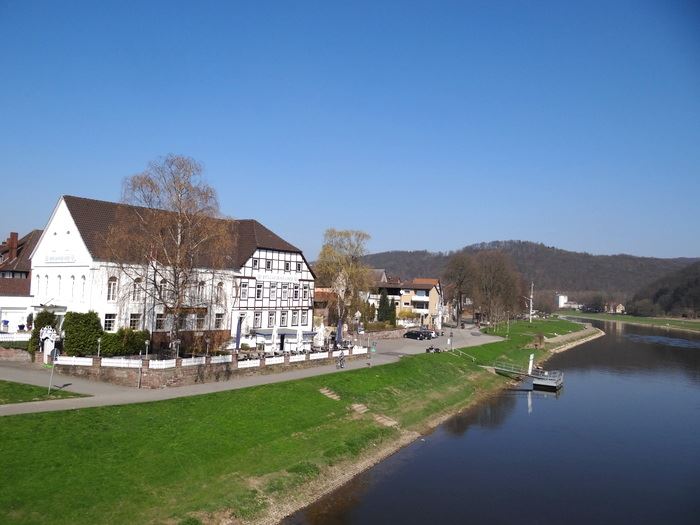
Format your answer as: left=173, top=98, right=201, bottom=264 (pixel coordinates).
left=0, top=346, right=32, bottom=362
left=53, top=350, right=371, bottom=389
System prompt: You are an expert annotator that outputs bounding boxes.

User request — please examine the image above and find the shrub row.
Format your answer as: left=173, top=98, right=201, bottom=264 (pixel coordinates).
left=62, top=311, right=149, bottom=357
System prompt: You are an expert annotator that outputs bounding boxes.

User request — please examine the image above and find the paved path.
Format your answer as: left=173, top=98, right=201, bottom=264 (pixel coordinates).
left=0, top=326, right=501, bottom=416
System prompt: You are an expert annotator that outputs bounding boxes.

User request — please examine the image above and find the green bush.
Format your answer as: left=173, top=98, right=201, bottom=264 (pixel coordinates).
left=101, top=328, right=150, bottom=357
left=63, top=311, right=103, bottom=356
left=28, top=310, right=57, bottom=354
left=1, top=341, right=29, bottom=350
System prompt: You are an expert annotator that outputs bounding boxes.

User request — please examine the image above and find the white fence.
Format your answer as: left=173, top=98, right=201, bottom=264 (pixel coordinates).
left=149, top=359, right=177, bottom=369
left=54, top=356, right=93, bottom=366
left=310, top=352, right=329, bottom=360
left=181, top=357, right=206, bottom=367
left=210, top=355, right=233, bottom=364
left=0, top=332, right=31, bottom=342
left=238, top=359, right=260, bottom=369
left=265, top=356, right=284, bottom=365
left=101, top=358, right=142, bottom=368
left=289, top=354, right=306, bottom=363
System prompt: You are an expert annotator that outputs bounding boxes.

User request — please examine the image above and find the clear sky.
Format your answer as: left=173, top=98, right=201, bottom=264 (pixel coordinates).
left=1, top=0, right=699, bottom=259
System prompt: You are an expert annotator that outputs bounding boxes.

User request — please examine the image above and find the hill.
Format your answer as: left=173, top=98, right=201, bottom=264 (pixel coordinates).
left=364, top=241, right=699, bottom=298
left=627, top=260, right=700, bottom=317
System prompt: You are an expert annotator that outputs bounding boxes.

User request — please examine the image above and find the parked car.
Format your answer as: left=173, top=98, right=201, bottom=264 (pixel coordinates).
left=404, top=330, right=426, bottom=340
left=419, top=328, right=437, bottom=339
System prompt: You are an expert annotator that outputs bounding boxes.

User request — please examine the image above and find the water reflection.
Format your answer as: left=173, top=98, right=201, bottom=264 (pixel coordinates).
left=443, top=393, right=516, bottom=436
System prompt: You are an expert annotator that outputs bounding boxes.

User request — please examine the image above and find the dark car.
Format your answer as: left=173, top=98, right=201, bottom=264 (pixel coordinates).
left=404, top=330, right=426, bottom=340
left=418, top=329, right=437, bottom=339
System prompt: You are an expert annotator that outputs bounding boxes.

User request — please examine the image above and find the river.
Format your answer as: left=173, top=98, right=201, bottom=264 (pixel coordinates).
left=284, top=320, right=700, bottom=524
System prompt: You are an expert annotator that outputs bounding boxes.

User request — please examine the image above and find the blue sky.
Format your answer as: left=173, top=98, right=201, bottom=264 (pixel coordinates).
left=1, top=0, right=699, bottom=258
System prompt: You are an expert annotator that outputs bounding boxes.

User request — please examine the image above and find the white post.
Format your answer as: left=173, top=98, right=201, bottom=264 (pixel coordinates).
left=529, top=282, right=534, bottom=323
left=528, top=353, right=534, bottom=375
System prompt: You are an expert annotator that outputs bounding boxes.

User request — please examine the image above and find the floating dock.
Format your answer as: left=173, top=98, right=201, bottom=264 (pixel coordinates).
left=492, top=354, right=564, bottom=391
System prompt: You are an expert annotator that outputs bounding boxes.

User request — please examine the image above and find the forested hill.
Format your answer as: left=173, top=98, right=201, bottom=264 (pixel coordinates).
left=629, top=260, right=700, bottom=316
left=363, top=241, right=699, bottom=296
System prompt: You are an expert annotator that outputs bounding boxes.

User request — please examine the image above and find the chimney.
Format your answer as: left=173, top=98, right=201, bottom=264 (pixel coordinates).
left=8, top=232, right=18, bottom=260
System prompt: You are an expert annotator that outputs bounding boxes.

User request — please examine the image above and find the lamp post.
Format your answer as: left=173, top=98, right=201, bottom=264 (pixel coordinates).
left=97, top=336, right=101, bottom=358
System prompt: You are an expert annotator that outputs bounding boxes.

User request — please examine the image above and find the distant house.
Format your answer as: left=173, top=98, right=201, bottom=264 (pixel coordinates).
left=0, top=230, right=42, bottom=333
left=605, top=303, right=626, bottom=314
left=556, top=294, right=569, bottom=309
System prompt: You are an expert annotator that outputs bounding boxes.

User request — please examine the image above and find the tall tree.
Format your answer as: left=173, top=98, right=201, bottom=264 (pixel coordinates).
left=314, top=229, right=371, bottom=344
left=443, top=252, right=476, bottom=322
left=105, top=154, right=233, bottom=348
left=377, top=289, right=391, bottom=322
left=471, top=250, right=523, bottom=323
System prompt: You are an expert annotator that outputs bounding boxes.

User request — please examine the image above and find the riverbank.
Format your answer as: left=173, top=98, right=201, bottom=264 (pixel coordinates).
left=558, top=311, right=700, bottom=334
left=0, top=319, right=592, bottom=525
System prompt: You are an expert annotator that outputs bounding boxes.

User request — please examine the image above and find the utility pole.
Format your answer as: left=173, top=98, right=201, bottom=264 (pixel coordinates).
left=529, top=282, right=534, bottom=323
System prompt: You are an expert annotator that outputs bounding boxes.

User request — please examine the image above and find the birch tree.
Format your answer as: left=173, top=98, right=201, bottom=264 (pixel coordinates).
left=314, top=229, right=371, bottom=344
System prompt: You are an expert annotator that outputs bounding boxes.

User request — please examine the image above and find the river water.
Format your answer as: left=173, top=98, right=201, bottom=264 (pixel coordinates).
left=285, top=321, right=700, bottom=524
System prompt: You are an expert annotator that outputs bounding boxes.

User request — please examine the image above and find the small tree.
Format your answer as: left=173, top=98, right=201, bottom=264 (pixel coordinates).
left=377, top=290, right=391, bottom=322
left=28, top=310, right=57, bottom=354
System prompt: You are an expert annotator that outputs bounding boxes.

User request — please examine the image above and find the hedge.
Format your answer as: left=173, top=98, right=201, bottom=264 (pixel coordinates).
left=63, top=311, right=103, bottom=356
left=100, top=328, right=150, bottom=357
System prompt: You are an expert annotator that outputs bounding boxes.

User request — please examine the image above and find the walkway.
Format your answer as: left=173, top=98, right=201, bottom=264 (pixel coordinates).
left=0, top=326, right=501, bottom=416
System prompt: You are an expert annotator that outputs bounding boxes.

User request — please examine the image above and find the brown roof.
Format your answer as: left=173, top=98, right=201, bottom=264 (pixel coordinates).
left=412, top=278, right=439, bottom=286
left=62, top=195, right=302, bottom=269
left=0, top=278, right=31, bottom=297
left=0, top=230, right=42, bottom=273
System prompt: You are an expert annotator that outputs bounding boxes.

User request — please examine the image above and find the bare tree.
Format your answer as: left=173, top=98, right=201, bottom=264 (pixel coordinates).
left=314, top=229, right=371, bottom=344
left=105, top=154, right=234, bottom=350
left=443, top=252, right=477, bottom=323
left=471, top=250, right=523, bottom=324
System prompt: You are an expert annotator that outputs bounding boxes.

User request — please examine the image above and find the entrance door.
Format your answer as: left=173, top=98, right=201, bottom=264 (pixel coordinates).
left=279, top=334, right=285, bottom=352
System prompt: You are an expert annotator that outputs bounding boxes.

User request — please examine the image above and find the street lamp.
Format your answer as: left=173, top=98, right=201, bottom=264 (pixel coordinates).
left=97, top=336, right=102, bottom=357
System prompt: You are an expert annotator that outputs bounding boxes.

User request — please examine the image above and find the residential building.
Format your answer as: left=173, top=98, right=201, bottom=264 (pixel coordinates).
left=0, top=230, right=42, bottom=332
left=23, top=195, right=315, bottom=353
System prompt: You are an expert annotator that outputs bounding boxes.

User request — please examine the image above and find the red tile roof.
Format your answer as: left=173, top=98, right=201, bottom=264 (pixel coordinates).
left=0, top=230, right=42, bottom=273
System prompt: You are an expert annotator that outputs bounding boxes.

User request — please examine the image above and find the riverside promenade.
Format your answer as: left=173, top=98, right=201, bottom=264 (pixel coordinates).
left=0, top=326, right=501, bottom=416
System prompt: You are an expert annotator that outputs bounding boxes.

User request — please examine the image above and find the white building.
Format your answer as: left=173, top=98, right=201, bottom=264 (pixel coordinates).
left=556, top=294, right=569, bottom=309
left=26, top=195, right=315, bottom=353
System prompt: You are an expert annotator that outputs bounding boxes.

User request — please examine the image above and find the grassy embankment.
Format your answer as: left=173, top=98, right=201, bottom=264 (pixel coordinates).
left=558, top=310, right=700, bottom=333
left=0, top=380, right=84, bottom=405
left=0, top=318, right=581, bottom=525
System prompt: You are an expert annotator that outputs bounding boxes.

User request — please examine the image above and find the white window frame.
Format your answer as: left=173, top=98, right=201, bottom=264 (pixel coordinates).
left=214, top=313, right=224, bottom=329
left=196, top=312, right=206, bottom=330
left=240, top=282, right=248, bottom=300
left=303, top=284, right=309, bottom=300
left=254, top=311, right=262, bottom=329
left=291, top=310, right=299, bottom=326
left=296, top=262, right=302, bottom=271
left=104, top=314, right=116, bottom=332
left=107, top=277, right=118, bottom=302
left=270, top=283, right=277, bottom=300
left=268, top=311, right=275, bottom=327
left=293, top=284, right=300, bottom=300
left=253, top=258, right=259, bottom=269
left=132, top=279, right=142, bottom=302
left=282, top=284, right=288, bottom=300
left=280, top=311, right=288, bottom=327
left=265, top=259, right=272, bottom=271
left=155, top=313, right=165, bottom=330
left=301, top=310, right=308, bottom=325
left=284, top=261, right=290, bottom=271
left=129, top=313, right=141, bottom=330
left=256, top=283, right=263, bottom=300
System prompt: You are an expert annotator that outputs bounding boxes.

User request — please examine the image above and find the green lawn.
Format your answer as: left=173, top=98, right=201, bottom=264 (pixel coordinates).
left=558, top=310, right=700, bottom=332
left=0, top=380, right=84, bottom=405
left=0, top=319, right=579, bottom=525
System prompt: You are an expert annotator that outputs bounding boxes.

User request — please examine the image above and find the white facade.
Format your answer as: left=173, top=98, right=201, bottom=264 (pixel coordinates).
left=24, top=196, right=314, bottom=353
left=556, top=294, right=568, bottom=309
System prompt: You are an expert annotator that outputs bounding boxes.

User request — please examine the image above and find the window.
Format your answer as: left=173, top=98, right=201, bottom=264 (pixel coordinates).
left=240, top=282, right=248, bottom=299
left=45, top=275, right=49, bottom=296
left=291, top=310, right=299, bottom=326
left=270, top=283, right=277, bottom=300
left=129, top=313, right=141, bottom=330
left=265, top=259, right=272, bottom=271
left=254, top=311, right=262, bottom=328
left=404, top=302, right=410, bottom=306
left=81, top=276, right=86, bottom=301
left=302, top=310, right=308, bottom=325
left=197, top=281, right=206, bottom=301
left=70, top=276, right=75, bottom=300
left=282, top=284, right=288, bottom=300
left=155, top=313, right=165, bottom=330
left=256, top=283, right=263, bottom=299
left=268, top=311, right=275, bottom=327
left=280, top=311, right=288, bottom=326
left=178, top=314, right=187, bottom=330
left=284, top=261, right=290, bottom=271
left=252, top=258, right=259, bottom=269
left=296, top=262, right=302, bottom=271
left=132, top=279, right=142, bottom=301
left=214, top=313, right=224, bottom=329
left=196, top=312, right=206, bottom=330
left=107, top=277, right=117, bottom=301
left=57, top=275, right=61, bottom=296
left=104, top=314, right=116, bottom=332
left=216, top=282, right=224, bottom=303
left=159, top=280, right=167, bottom=299
left=293, top=284, right=300, bottom=299
left=303, top=284, right=309, bottom=300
